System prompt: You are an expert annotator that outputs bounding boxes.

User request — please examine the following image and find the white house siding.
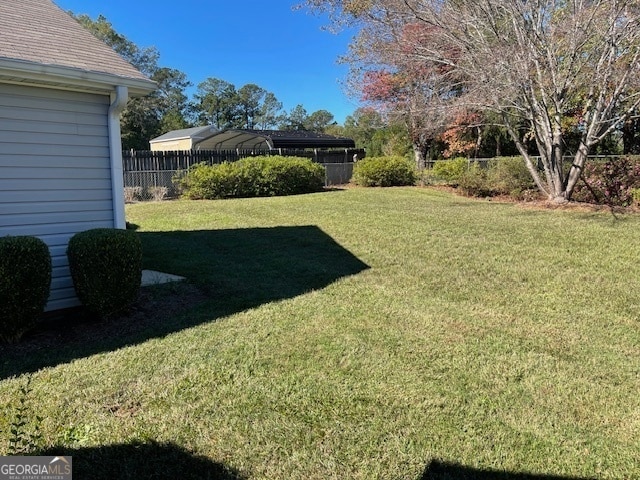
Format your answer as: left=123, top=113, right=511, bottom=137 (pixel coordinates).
left=0, top=83, right=115, bottom=311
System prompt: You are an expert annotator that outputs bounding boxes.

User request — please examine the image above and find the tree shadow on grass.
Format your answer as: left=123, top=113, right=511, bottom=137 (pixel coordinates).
left=420, top=459, right=597, bottom=480
left=38, top=440, right=245, bottom=480
left=0, top=226, right=369, bottom=379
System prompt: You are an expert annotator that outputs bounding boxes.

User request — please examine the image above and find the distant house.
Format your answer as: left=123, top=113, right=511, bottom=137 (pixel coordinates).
left=150, top=128, right=356, bottom=152
left=0, top=0, right=156, bottom=311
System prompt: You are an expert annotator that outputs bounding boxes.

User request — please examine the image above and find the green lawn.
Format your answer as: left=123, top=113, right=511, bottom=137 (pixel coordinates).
left=1, top=187, right=639, bottom=479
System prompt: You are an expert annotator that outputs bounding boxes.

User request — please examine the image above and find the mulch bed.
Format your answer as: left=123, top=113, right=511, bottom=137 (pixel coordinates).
left=0, top=283, right=209, bottom=357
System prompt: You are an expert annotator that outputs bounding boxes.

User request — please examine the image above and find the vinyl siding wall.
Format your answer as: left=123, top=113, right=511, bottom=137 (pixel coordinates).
left=0, top=83, right=115, bottom=311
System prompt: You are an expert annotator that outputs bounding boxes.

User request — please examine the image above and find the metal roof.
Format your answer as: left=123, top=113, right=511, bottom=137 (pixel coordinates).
left=195, top=129, right=356, bottom=150
left=149, top=126, right=217, bottom=143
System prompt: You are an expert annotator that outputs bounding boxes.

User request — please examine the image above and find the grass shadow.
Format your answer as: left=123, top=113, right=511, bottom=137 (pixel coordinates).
left=140, top=226, right=368, bottom=303
left=38, top=440, right=245, bottom=479
left=420, top=460, right=597, bottom=480
left=0, top=226, right=369, bottom=379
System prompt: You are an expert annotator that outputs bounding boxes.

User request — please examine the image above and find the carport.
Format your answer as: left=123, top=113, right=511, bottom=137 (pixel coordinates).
left=193, top=129, right=356, bottom=151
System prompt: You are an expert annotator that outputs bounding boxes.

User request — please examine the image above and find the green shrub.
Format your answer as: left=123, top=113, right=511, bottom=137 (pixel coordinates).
left=235, top=157, right=270, bottom=197
left=260, top=156, right=325, bottom=195
left=67, top=228, right=142, bottom=318
left=0, top=236, right=51, bottom=343
left=486, top=156, right=535, bottom=196
left=431, top=157, right=468, bottom=185
left=352, top=156, right=417, bottom=187
left=450, top=157, right=536, bottom=199
left=178, top=162, right=237, bottom=200
left=178, top=156, right=325, bottom=199
left=458, top=162, right=492, bottom=197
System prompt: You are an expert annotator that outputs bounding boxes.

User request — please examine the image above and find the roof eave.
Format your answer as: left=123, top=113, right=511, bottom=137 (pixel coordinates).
left=0, top=57, right=156, bottom=97
left=150, top=126, right=218, bottom=144
left=149, top=135, right=190, bottom=144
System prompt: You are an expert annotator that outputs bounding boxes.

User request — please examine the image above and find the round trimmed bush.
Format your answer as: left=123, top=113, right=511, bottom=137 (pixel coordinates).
left=67, top=228, right=142, bottom=318
left=0, top=236, right=51, bottom=343
left=352, top=156, right=417, bottom=187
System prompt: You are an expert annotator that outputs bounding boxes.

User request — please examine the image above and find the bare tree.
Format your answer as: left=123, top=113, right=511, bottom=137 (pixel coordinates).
left=342, top=5, right=459, bottom=167
left=303, top=0, right=640, bottom=201
left=359, top=66, right=454, bottom=167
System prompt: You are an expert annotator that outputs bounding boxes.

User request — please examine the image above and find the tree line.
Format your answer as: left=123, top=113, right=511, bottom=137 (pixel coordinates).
left=74, top=5, right=640, bottom=201
left=302, top=0, right=640, bottom=201
left=73, top=12, right=476, bottom=159
left=73, top=14, right=340, bottom=150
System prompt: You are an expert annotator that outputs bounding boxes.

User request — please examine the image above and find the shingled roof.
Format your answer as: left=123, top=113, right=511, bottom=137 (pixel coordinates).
left=0, top=0, right=155, bottom=96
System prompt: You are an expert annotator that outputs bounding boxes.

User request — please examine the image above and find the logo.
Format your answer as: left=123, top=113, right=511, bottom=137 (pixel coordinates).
left=0, top=456, right=72, bottom=479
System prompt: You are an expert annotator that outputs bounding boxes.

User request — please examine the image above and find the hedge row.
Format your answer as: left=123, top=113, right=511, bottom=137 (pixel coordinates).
left=572, top=156, right=640, bottom=206
left=1, top=229, right=142, bottom=343
left=430, top=156, right=640, bottom=205
left=177, top=156, right=325, bottom=199
left=430, top=157, right=536, bottom=199
left=352, top=156, right=417, bottom=187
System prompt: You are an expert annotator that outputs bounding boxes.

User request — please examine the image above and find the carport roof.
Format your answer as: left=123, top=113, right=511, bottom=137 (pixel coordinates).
left=149, top=126, right=216, bottom=143
left=199, top=130, right=356, bottom=150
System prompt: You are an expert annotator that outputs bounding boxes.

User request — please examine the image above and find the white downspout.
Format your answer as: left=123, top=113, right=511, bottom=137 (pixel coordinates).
left=108, top=85, right=129, bottom=229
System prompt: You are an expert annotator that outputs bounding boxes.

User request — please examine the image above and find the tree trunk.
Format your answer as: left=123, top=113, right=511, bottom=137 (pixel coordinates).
left=563, top=142, right=590, bottom=200
left=503, top=119, right=549, bottom=197
left=474, top=126, right=482, bottom=158
left=412, top=142, right=428, bottom=170
left=548, top=122, right=566, bottom=201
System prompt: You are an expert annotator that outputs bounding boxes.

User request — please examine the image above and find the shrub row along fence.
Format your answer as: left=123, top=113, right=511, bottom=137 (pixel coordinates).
left=123, top=148, right=364, bottom=201
left=426, top=154, right=640, bottom=170
left=427, top=154, right=640, bottom=204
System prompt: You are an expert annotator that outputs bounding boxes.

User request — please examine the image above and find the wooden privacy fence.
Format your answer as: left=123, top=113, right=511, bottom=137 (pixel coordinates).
left=122, top=148, right=364, bottom=200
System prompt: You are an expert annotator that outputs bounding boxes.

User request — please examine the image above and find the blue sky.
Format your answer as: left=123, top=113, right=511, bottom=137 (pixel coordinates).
left=53, top=0, right=359, bottom=124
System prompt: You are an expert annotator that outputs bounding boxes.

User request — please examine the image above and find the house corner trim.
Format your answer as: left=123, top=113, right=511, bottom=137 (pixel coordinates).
left=108, top=85, right=129, bottom=229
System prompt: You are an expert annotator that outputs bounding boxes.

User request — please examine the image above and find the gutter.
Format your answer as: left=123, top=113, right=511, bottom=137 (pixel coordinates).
left=0, top=57, right=156, bottom=97
left=108, top=86, right=129, bottom=229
